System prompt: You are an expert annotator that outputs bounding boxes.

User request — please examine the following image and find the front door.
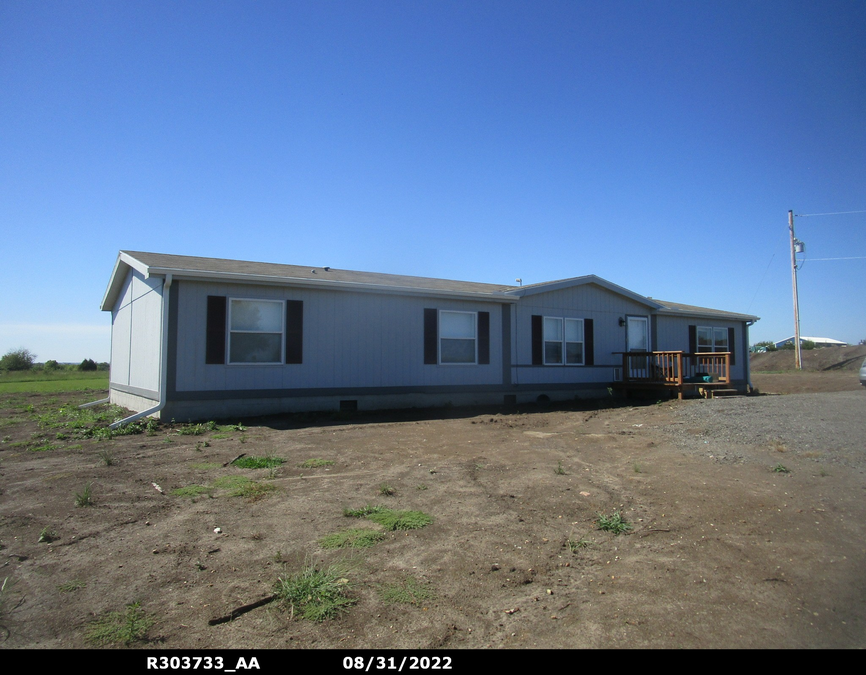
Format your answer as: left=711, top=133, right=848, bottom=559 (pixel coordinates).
left=626, top=316, right=649, bottom=352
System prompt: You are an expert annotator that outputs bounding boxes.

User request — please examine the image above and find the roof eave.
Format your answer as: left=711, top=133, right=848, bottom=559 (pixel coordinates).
left=141, top=267, right=519, bottom=303
left=654, top=307, right=760, bottom=322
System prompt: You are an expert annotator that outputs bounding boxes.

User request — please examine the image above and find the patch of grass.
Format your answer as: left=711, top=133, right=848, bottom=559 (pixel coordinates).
left=176, top=421, right=218, bottom=436
left=379, top=483, right=396, bottom=496
left=97, top=448, right=115, bottom=466
left=596, top=511, right=632, bottom=535
left=633, top=462, right=642, bottom=473
left=171, top=484, right=213, bottom=498
left=85, top=601, right=154, bottom=646
left=343, top=504, right=385, bottom=518
left=366, top=509, right=433, bottom=531
left=274, top=563, right=356, bottom=622
left=319, top=528, right=386, bottom=549
left=213, top=475, right=276, bottom=500
left=416, top=483, right=428, bottom=490
left=773, top=463, right=791, bottom=474
left=74, top=482, right=94, bottom=507
left=379, top=576, right=435, bottom=605
left=566, top=537, right=591, bottom=552
left=29, top=441, right=59, bottom=452
left=58, top=579, right=86, bottom=593
left=234, top=455, right=286, bottom=469
left=554, top=461, right=567, bottom=475
left=38, top=527, right=57, bottom=543
left=299, top=458, right=334, bottom=468
left=0, top=370, right=109, bottom=394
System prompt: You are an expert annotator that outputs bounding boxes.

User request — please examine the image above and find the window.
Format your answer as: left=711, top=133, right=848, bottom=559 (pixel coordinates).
left=423, top=308, right=490, bottom=365
left=439, top=310, right=477, bottom=364
left=543, top=317, right=584, bottom=365
left=531, top=315, right=594, bottom=366
left=696, top=326, right=729, bottom=353
left=228, top=299, right=284, bottom=364
left=206, top=295, right=303, bottom=365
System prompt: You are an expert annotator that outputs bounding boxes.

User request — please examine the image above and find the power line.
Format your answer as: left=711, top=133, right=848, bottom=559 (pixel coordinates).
left=803, top=256, right=866, bottom=261
left=794, top=210, right=866, bottom=217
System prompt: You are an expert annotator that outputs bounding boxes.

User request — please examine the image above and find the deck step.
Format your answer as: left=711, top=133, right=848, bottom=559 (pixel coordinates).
left=705, top=388, right=739, bottom=398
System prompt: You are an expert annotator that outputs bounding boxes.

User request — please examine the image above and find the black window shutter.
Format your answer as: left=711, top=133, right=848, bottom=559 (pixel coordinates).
left=688, top=325, right=697, bottom=353
left=584, top=319, right=594, bottom=365
left=206, top=296, right=227, bottom=364
left=531, top=315, right=543, bottom=365
left=285, top=300, right=303, bottom=364
left=478, top=312, right=490, bottom=364
left=728, top=327, right=736, bottom=366
left=424, top=309, right=438, bottom=364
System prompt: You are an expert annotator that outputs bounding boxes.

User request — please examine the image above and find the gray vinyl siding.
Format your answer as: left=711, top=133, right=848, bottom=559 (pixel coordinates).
left=654, top=315, right=747, bottom=382
left=513, top=284, right=650, bottom=385
left=174, top=280, right=504, bottom=393
left=109, top=269, right=163, bottom=393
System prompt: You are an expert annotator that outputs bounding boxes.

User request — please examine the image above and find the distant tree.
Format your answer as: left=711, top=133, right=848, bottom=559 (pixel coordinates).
left=0, top=348, right=36, bottom=371
left=754, top=341, right=777, bottom=352
left=780, top=342, right=795, bottom=350
left=78, top=358, right=98, bottom=371
left=97, top=362, right=110, bottom=371
left=44, top=359, right=59, bottom=370
left=801, top=339, right=816, bottom=350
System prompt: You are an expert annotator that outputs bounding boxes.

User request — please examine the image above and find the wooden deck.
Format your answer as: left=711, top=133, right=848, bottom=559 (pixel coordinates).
left=613, top=351, right=732, bottom=400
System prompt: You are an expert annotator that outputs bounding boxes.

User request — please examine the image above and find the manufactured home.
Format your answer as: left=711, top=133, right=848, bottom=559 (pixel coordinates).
left=100, top=251, right=759, bottom=422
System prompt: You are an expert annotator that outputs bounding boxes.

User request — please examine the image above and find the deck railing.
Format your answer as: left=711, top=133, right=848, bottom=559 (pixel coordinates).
left=618, top=351, right=730, bottom=385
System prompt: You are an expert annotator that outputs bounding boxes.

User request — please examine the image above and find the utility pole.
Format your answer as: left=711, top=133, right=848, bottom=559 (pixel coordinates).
left=788, top=210, right=802, bottom=370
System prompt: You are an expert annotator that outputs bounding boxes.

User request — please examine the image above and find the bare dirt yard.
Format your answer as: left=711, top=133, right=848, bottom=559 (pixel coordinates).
left=1, top=352, right=865, bottom=651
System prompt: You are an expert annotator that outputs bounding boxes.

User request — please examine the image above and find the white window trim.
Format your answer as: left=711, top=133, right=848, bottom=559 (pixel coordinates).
left=438, top=309, right=478, bottom=365
left=543, top=316, right=585, bottom=366
left=696, top=325, right=729, bottom=353
left=227, top=297, right=285, bottom=365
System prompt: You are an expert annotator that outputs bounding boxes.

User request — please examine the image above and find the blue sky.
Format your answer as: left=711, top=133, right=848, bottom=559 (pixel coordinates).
left=1, top=0, right=864, bottom=362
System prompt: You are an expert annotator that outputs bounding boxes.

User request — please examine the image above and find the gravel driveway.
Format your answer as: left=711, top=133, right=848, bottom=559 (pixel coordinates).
left=662, top=391, right=866, bottom=469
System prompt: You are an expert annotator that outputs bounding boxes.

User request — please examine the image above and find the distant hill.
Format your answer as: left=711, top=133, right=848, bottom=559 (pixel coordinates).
left=751, top=344, right=866, bottom=372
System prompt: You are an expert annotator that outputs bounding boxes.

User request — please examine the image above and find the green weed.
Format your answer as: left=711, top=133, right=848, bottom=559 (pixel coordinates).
left=274, top=563, right=356, bottom=622
left=74, top=482, right=94, bottom=507
left=566, top=537, right=591, bottom=552
left=176, top=421, right=218, bottom=436
left=554, top=461, right=567, bottom=475
left=58, top=579, right=86, bottom=593
left=366, top=509, right=432, bottom=531
left=319, top=528, right=386, bottom=549
left=85, top=601, right=154, bottom=646
left=343, top=504, right=385, bottom=518
left=213, top=475, right=276, bottom=500
left=596, top=511, right=632, bottom=535
left=38, top=527, right=57, bottom=543
left=773, top=464, right=791, bottom=474
left=97, top=448, right=115, bottom=466
left=379, top=484, right=396, bottom=496
left=234, top=455, right=286, bottom=469
left=171, top=484, right=213, bottom=498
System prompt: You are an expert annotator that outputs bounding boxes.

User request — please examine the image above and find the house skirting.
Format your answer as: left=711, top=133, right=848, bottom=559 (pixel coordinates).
left=149, top=383, right=614, bottom=422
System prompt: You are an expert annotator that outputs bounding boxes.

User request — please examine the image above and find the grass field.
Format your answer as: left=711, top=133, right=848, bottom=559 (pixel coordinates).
left=0, top=370, right=109, bottom=393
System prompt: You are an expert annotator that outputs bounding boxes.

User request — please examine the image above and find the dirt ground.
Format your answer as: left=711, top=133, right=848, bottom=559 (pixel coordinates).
left=1, top=363, right=865, bottom=650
